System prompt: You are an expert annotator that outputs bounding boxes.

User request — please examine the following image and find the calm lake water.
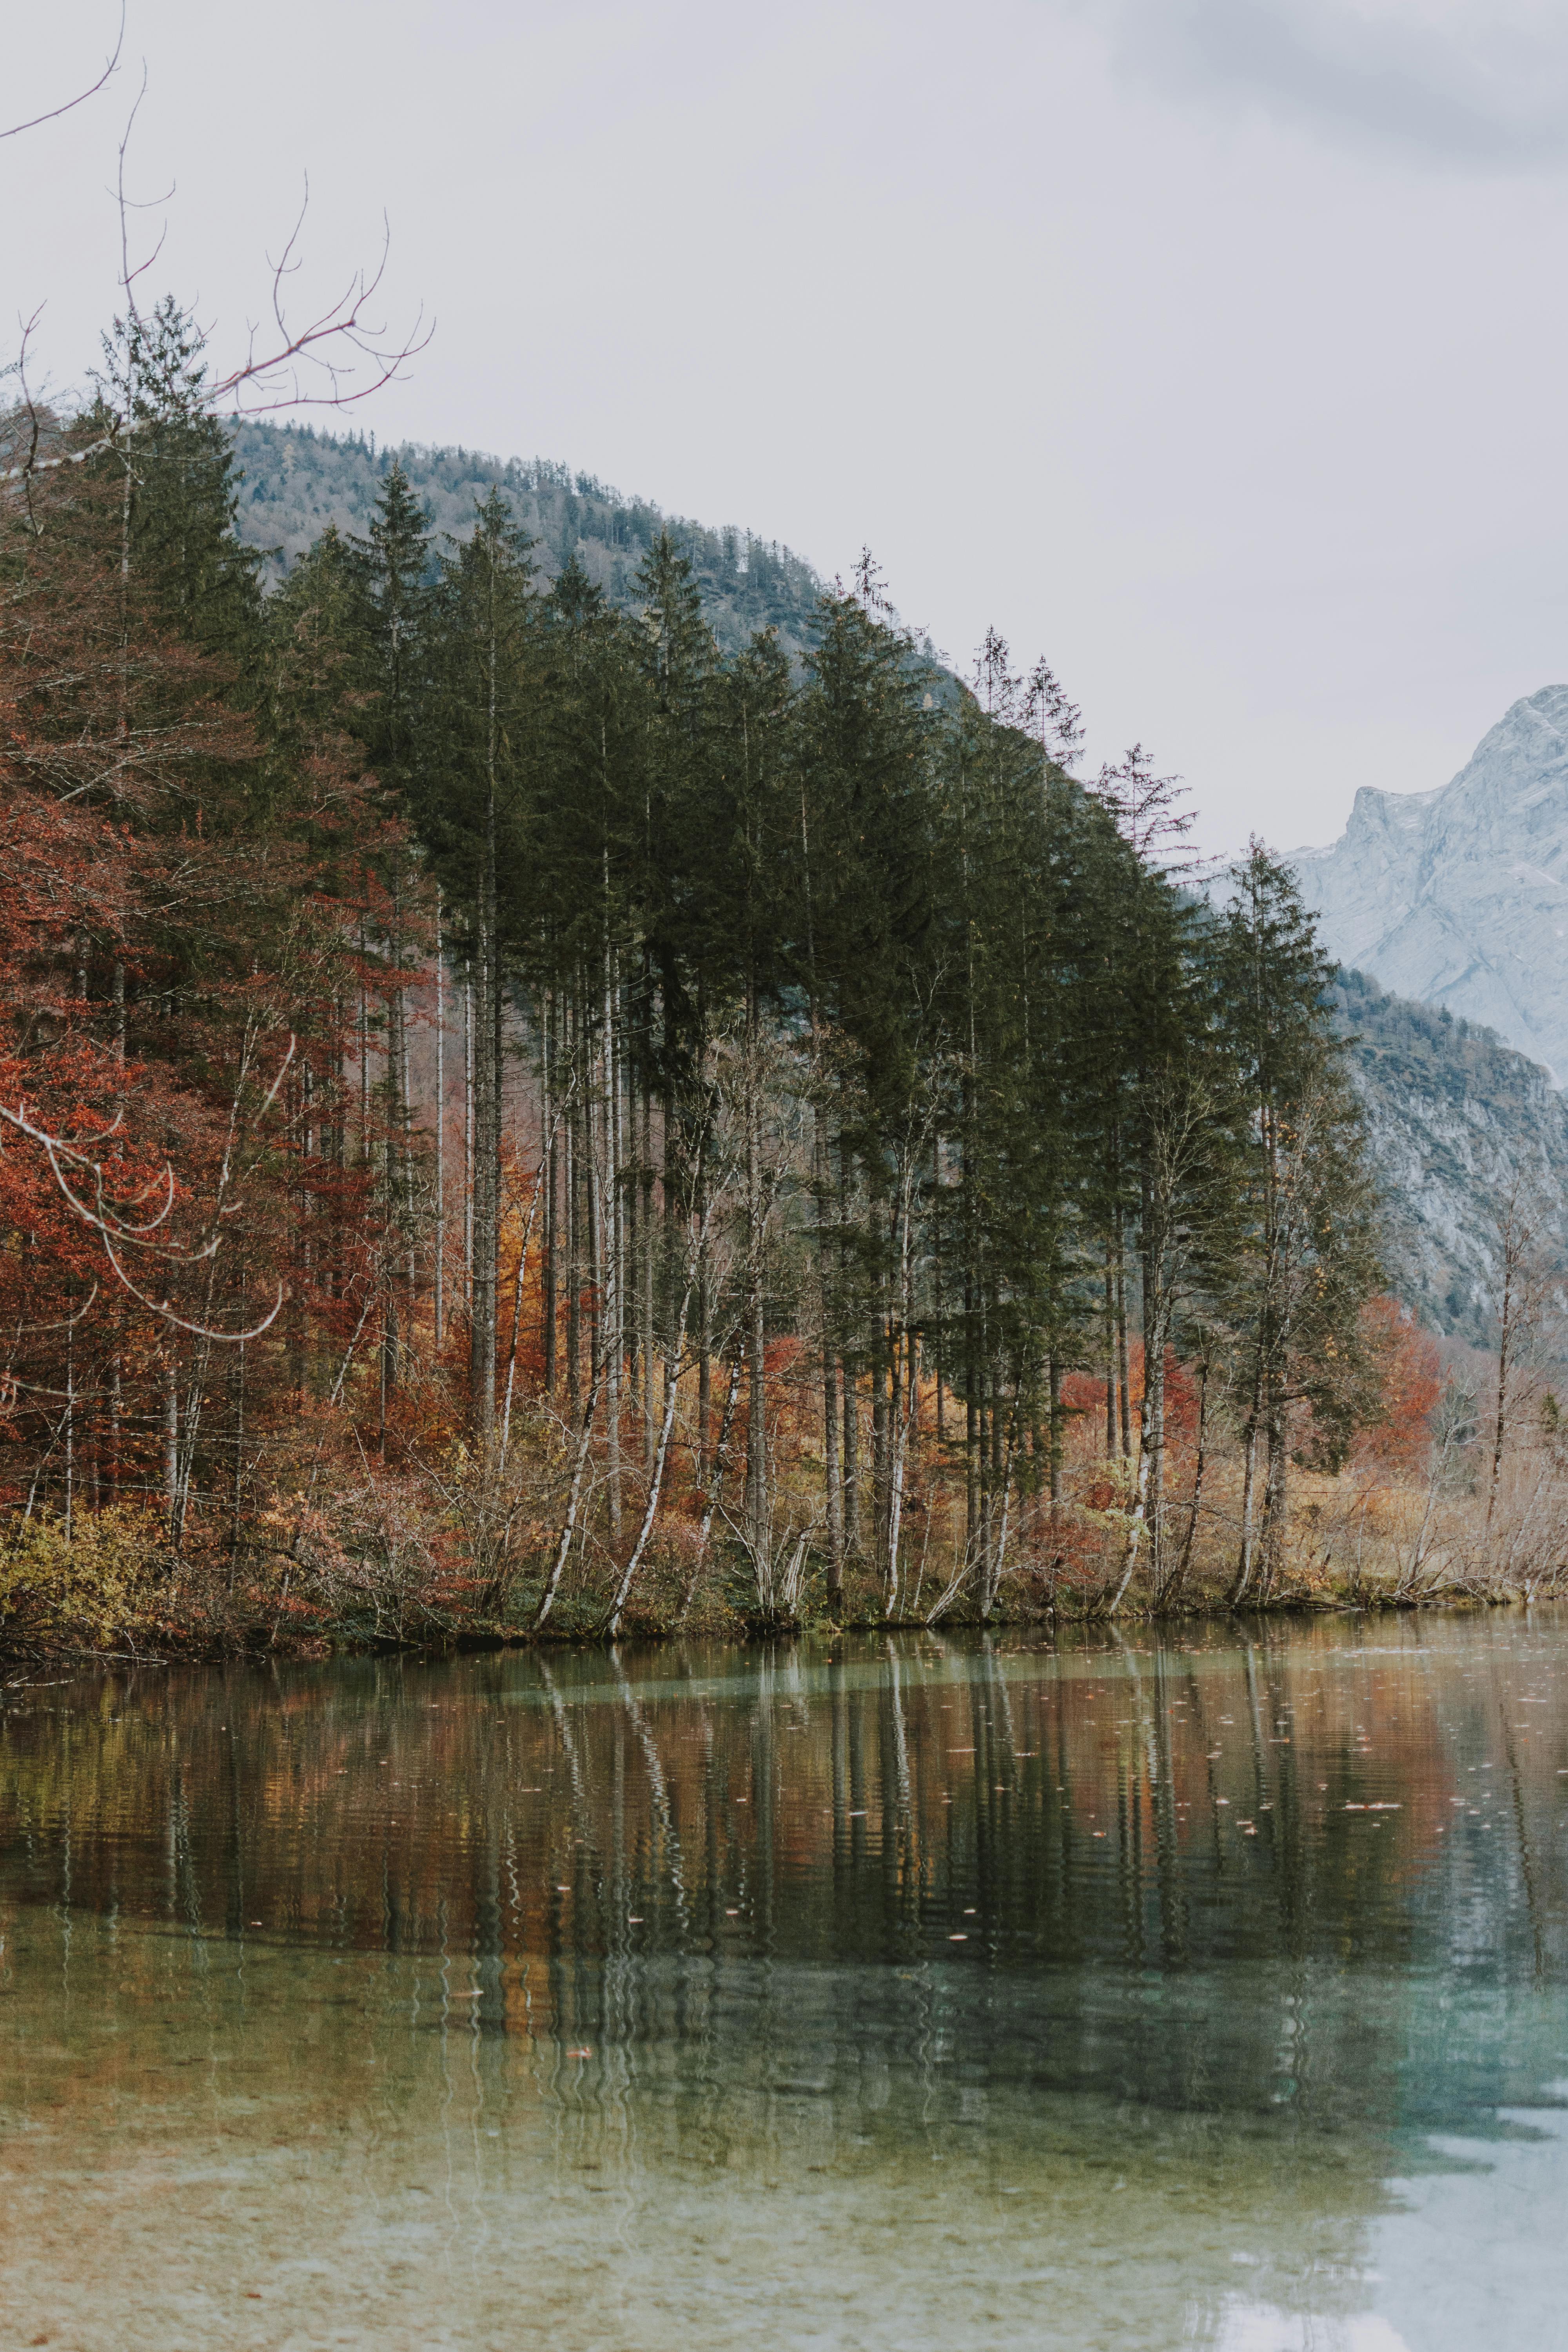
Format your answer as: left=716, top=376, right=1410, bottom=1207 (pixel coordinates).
left=2, top=1615, right=1567, bottom=2350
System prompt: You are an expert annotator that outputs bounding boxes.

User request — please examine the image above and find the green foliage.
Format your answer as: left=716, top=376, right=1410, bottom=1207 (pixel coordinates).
left=95, top=297, right=265, bottom=661
left=2, top=361, right=1394, bottom=1639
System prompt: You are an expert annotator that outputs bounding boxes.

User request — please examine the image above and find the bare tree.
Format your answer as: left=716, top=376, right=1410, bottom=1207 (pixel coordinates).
left=3, top=66, right=428, bottom=507
left=1485, top=1178, right=1557, bottom=1539
left=0, top=1070, right=288, bottom=1345
left=0, top=7, right=123, bottom=143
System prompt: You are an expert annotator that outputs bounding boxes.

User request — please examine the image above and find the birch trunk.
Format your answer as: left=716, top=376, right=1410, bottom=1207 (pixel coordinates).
left=534, top=1355, right=605, bottom=1629
left=605, top=1279, right=694, bottom=1636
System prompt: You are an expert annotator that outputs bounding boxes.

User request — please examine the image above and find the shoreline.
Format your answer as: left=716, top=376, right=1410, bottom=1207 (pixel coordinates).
left=0, top=1579, right=1538, bottom=1673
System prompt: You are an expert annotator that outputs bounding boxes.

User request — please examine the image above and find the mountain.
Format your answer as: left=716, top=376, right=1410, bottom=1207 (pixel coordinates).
left=1333, top=969, right=1568, bottom=1344
left=228, top=420, right=832, bottom=659
left=1295, top=684, right=1568, bottom=1082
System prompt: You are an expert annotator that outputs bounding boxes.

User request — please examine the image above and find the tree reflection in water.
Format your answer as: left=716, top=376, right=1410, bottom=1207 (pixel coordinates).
left=2, top=1615, right=1566, bottom=2348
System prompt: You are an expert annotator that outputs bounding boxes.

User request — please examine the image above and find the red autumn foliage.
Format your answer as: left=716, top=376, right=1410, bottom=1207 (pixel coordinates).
left=1355, top=1296, right=1442, bottom=1472
left=0, top=412, right=414, bottom=1539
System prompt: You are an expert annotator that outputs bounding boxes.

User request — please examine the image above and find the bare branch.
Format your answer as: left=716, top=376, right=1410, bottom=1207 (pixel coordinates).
left=205, top=192, right=433, bottom=419
left=93, top=1227, right=284, bottom=1342
left=0, top=1067, right=290, bottom=1343
left=115, top=69, right=173, bottom=336
left=0, top=5, right=123, bottom=142
left=2, top=83, right=430, bottom=506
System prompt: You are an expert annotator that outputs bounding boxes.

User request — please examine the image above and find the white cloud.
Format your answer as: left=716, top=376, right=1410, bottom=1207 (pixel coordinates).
left=1089, top=0, right=1568, bottom=167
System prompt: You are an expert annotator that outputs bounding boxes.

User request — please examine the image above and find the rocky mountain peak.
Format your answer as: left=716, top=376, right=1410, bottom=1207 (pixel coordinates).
left=1294, top=684, right=1568, bottom=1083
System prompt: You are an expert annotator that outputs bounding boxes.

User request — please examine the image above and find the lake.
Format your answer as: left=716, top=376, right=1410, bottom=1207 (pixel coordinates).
left=2, top=1614, right=1566, bottom=2350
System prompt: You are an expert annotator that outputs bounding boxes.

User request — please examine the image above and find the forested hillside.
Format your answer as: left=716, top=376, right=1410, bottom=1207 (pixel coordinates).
left=0, top=303, right=1494, bottom=1655
left=229, top=419, right=834, bottom=659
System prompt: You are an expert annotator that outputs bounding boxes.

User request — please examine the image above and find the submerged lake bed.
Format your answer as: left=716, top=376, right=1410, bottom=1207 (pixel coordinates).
left=2, top=1617, right=1566, bottom=2350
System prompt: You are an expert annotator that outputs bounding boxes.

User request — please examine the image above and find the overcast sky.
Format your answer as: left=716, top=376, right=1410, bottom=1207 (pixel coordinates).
left=9, top=0, right=1568, bottom=855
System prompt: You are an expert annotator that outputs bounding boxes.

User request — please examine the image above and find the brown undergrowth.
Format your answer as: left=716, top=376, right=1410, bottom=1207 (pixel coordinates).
left=5, top=1403, right=1564, bottom=1665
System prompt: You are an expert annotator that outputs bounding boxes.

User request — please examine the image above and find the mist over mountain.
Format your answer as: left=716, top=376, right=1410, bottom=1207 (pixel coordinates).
left=1296, top=684, right=1568, bottom=1083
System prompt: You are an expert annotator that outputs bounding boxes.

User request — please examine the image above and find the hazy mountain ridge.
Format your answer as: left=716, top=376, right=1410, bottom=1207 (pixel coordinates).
left=228, top=419, right=830, bottom=657
left=1332, top=969, right=1568, bottom=1343
left=1296, top=683, right=1568, bottom=1082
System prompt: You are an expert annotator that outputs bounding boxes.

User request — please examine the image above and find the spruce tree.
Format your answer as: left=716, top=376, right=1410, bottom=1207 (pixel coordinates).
left=1214, top=846, right=1382, bottom=1602
left=419, top=489, right=539, bottom=1457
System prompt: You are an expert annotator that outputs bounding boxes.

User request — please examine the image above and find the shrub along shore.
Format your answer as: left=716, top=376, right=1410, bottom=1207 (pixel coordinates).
left=4, top=1405, right=1558, bottom=1666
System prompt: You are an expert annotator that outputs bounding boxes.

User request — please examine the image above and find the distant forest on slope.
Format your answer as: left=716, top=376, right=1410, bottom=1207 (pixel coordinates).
left=229, top=420, right=842, bottom=661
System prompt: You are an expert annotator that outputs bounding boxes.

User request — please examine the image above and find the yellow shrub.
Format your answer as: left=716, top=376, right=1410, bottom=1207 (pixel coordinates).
left=0, top=1508, right=167, bottom=1650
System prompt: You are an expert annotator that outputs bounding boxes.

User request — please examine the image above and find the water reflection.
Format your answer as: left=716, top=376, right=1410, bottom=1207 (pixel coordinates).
left=1, top=1616, right=1566, bottom=2348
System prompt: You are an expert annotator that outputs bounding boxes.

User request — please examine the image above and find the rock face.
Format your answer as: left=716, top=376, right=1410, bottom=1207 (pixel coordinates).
left=1334, top=972, right=1568, bottom=1343
left=1296, top=684, right=1568, bottom=1082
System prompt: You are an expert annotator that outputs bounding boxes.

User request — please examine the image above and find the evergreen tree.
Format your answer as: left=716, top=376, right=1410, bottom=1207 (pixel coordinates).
left=1215, top=846, right=1383, bottom=1602
left=419, top=489, right=539, bottom=1456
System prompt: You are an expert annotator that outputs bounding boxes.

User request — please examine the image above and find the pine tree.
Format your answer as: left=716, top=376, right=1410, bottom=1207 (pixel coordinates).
left=419, top=489, right=539, bottom=1458
left=1215, top=846, right=1383, bottom=1602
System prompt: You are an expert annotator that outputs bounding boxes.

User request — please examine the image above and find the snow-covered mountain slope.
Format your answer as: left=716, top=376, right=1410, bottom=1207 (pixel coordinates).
left=1296, top=684, right=1568, bottom=1082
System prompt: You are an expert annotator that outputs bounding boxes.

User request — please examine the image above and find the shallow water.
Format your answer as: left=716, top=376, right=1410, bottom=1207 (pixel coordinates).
left=2, top=1614, right=1567, bottom=2350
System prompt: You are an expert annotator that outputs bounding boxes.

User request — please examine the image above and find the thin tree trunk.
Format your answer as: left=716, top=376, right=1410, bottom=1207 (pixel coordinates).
left=602, top=936, right=622, bottom=1541
left=872, top=1259, right=891, bottom=1583
left=464, top=965, right=475, bottom=1305
left=230, top=1339, right=247, bottom=1568
left=434, top=889, right=445, bottom=1353
left=1168, top=1356, right=1209, bottom=1606
left=1104, top=1240, right=1117, bottom=1455
left=1048, top=1351, right=1063, bottom=1505
left=980, top=1392, right=1020, bottom=1621
left=63, top=1318, right=74, bottom=1545
left=470, top=909, right=498, bottom=1455
left=1143, top=1314, right=1167, bottom=1592
left=1115, top=1211, right=1132, bottom=1459
left=534, top=1354, right=606, bottom=1629
left=818, top=1118, right=843, bottom=1595
left=566, top=1006, right=581, bottom=1409
left=1259, top=1385, right=1289, bottom=1599
left=822, top=1349, right=844, bottom=1598
left=745, top=991, right=767, bottom=1561
left=1231, top=1368, right=1265, bottom=1605
left=605, top=1279, right=695, bottom=1636
left=641, top=1053, right=656, bottom=1468
left=499, top=1140, right=556, bottom=1469
left=679, top=1352, right=742, bottom=1622
left=1488, top=1240, right=1517, bottom=1535
left=1105, top=1416, right=1157, bottom=1616
left=542, top=989, right=557, bottom=1397
left=163, top=1361, right=179, bottom=1548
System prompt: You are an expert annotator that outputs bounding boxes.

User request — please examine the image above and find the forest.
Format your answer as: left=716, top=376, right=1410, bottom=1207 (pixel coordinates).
left=0, top=301, right=1476, bottom=1658
left=229, top=416, right=830, bottom=652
